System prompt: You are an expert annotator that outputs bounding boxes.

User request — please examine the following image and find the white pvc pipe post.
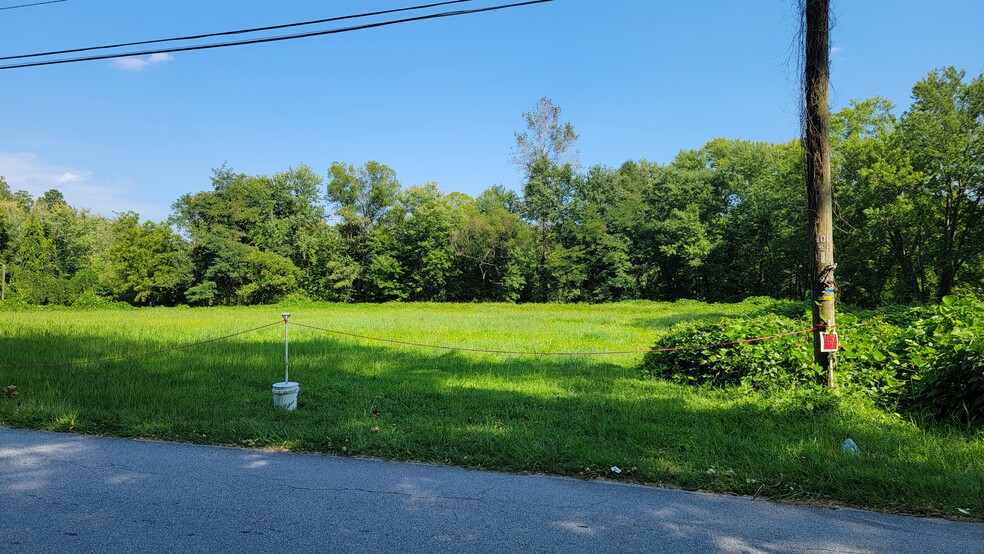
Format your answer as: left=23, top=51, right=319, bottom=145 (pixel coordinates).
left=282, top=312, right=290, bottom=383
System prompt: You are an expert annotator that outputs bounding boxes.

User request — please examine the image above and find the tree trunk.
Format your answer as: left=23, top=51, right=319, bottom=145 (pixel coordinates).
left=890, top=229, right=927, bottom=303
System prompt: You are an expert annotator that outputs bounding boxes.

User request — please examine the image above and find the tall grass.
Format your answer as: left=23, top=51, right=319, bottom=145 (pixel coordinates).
left=1, top=301, right=981, bottom=519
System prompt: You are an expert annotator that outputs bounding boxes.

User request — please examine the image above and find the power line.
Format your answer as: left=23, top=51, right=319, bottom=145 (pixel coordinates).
left=1, top=0, right=472, bottom=62
left=0, top=0, right=68, bottom=11
left=0, top=0, right=552, bottom=71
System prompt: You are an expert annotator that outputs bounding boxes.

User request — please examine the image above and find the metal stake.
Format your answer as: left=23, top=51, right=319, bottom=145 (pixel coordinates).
left=282, top=312, right=290, bottom=383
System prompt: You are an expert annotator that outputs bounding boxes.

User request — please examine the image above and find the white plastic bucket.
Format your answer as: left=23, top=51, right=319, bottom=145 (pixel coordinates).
left=272, top=381, right=300, bottom=411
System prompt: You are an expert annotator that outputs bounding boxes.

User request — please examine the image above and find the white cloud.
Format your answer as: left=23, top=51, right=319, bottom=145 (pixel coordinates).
left=112, top=57, right=149, bottom=71
left=830, top=46, right=843, bottom=54
left=0, top=152, right=168, bottom=220
left=0, top=152, right=85, bottom=191
left=111, top=52, right=174, bottom=71
left=54, top=171, right=86, bottom=185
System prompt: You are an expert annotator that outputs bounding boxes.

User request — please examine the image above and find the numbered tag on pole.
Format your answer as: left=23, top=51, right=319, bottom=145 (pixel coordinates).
left=820, top=332, right=839, bottom=353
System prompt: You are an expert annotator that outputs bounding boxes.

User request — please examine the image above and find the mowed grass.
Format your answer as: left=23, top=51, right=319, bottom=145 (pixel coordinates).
left=1, top=301, right=982, bottom=519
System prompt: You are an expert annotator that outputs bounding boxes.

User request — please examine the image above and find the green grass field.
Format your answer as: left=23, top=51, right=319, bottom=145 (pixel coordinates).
left=1, top=301, right=982, bottom=519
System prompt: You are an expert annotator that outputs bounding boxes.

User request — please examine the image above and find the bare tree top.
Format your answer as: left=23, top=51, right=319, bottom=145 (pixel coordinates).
left=511, top=96, right=580, bottom=175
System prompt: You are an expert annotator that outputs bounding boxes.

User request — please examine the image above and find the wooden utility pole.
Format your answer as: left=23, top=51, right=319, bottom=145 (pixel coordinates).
left=804, top=0, right=837, bottom=387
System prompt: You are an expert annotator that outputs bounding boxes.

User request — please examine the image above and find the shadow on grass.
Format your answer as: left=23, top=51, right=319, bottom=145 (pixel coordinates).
left=1, top=329, right=982, bottom=518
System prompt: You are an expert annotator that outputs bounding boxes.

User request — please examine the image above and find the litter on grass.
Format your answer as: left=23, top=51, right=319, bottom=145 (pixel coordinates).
left=841, top=438, right=860, bottom=455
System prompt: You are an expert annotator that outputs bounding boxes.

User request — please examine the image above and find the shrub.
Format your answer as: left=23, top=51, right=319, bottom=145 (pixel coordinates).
left=741, top=296, right=810, bottom=319
left=71, top=291, right=134, bottom=310
left=837, top=297, right=984, bottom=422
left=644, top=295, right=984, bottom=424
left=834, top=312, right=912, bottom=403
left=904, top=296, right=984, bottom=423
left=641, top=314, right=820, bottom=389
left=840, top=303, right=929, bottom=327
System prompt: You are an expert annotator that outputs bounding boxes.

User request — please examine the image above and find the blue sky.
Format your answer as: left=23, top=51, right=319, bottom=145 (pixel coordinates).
left=1, top=0, right=981, bottom=221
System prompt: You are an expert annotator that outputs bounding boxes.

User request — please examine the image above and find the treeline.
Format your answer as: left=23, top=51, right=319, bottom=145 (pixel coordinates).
left=0, top=66, right=981, bottom=307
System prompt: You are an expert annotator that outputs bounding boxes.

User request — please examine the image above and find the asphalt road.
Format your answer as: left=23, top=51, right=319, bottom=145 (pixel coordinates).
left=2, top=427, right=982, bottom=553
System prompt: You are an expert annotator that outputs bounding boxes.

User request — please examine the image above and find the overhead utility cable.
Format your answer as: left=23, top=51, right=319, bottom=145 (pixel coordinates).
left=0, top=0, right=552, bottom=70
left=0, top=0, right=472, bottom=61
left=0, top=0, right=68, bottom=10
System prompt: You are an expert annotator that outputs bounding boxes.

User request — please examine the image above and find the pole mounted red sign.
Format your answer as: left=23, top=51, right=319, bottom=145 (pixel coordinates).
left=820, top=332, right=839, bottom=353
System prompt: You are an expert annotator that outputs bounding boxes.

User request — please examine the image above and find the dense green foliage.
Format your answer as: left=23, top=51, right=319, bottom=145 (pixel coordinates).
left=0, top=67, right=981, bottom=307
left=642, top=311, right=820, bottom=389
left=904, top=297, right=984, bottom=421
left=643, top=296, right=984, bottom=423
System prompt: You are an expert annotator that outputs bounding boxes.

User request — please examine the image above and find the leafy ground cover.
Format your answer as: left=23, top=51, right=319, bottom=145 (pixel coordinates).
left=644, top=296, right=984, bottom=423
left=1, top=300, right=981, bottom=519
